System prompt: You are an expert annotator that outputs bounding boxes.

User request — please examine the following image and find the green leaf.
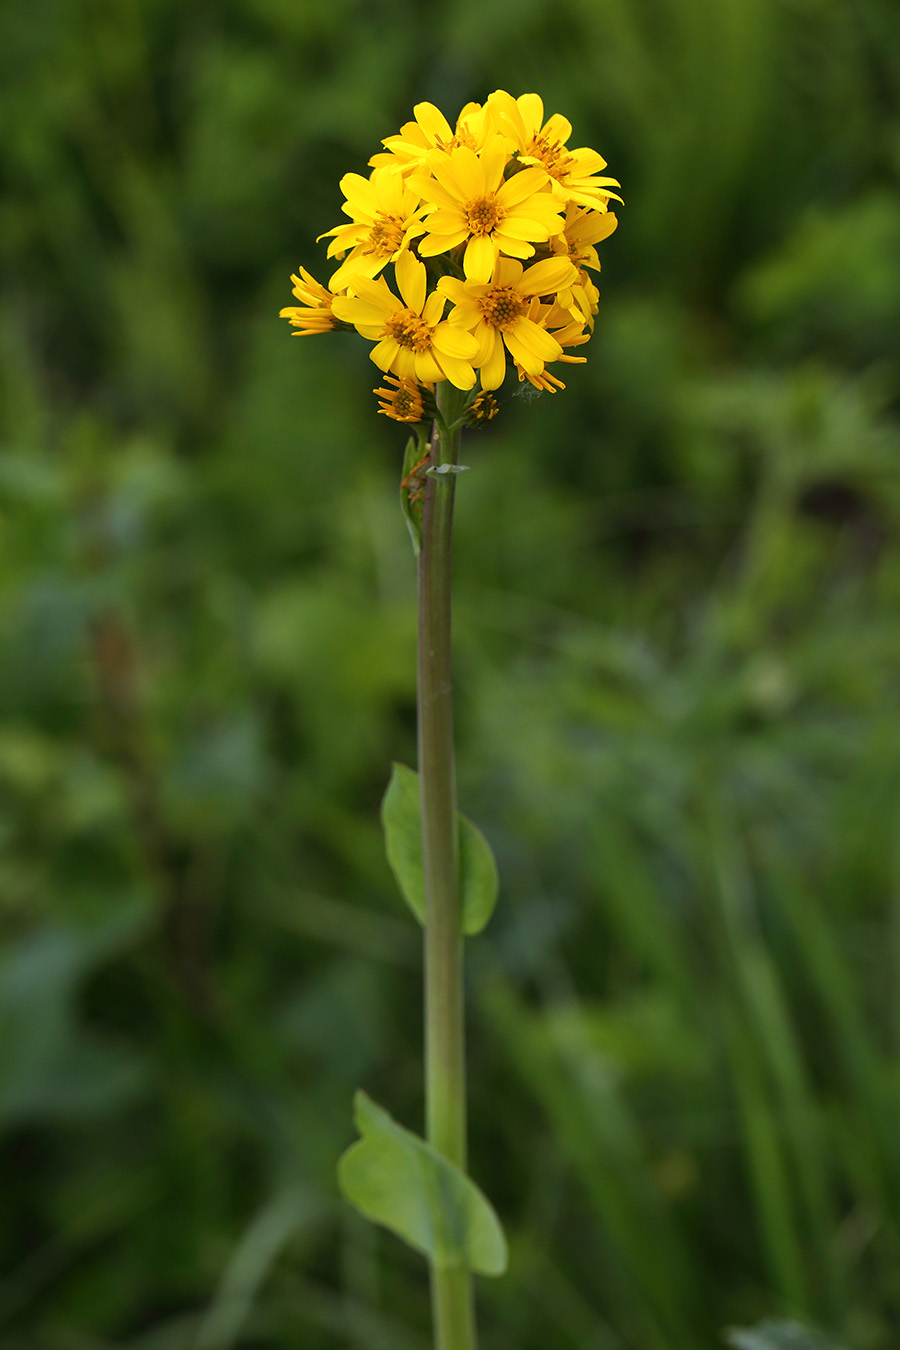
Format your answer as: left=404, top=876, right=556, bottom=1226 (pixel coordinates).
left=381, top=763, right=500, bottom=935
left=725, top=1322, right=848, bottom=1350
left=381, top=763, right=424, bottom=923
left=458, top=809, right=500, bottom=936
left=338, top=1091, right=507, bottom=1276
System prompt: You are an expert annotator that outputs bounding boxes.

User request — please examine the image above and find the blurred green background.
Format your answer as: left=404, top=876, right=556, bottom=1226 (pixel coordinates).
left=2, top=0, right=900, bottom=1347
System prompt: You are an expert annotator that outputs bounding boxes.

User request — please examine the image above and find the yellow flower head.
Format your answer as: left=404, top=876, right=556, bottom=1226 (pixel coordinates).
left=370, top=100, right=499, bottom=173
left=488, top=91, right=623, bottom=212
left=318, top=167, right=427, bottom=290
left=411, top=137, right=565, bottom=283
left=332, top=250, right=479, bottom=389
left=374, top=375, right=432, bottom=422
left=279, top=268, right=343, bottom=335
left=282, top=92, right=620, bottom=416
left=438, top=255, right=578, bottom=390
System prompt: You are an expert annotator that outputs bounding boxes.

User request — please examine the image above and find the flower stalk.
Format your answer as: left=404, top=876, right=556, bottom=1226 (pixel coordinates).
left=418, top=382, right=476, bottom=1349
left=286, top=88, right=621, bottom=1350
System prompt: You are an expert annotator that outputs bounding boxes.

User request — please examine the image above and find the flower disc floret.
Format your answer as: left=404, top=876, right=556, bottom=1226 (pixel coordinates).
left=385, top=310, right=434, bottom=353
left=479, top=286, right=529, bottom=330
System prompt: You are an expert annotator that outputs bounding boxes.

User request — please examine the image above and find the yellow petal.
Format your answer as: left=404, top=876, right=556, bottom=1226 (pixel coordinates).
left=448, top=146, right=485, bottom=198
left=508, top=318, right=562, bottom=362
left=568, top=148, right=609, bottom=174
left=493, top=257, right=525, bottom=288
left=473, top=319, right=496, bottom=362
left=436, top=277, right=470, bottom=306
left=496, top=166, right=551, bottom=209
left=543, top=114, right=572, bottom=144
left=478, top=331, right=507, bottom=390
left=517, top=93, right=544, bottom=137
left=492, top=233, right=535, bottom=260
left=415, top=349, right=445, bottom=383
left=435, top=353, right=476, bottom=390
left=394, top=251, right=426, bottom=314
left=394, top=347, right=417, bottom=379
left=518, top=257, right=578, bottom=297
left=407, top=175, right=460, bottom=212
left=330, top=298, right=388, bottom=328
left=494, top=215, right=549, bottom=242
left=374, top=165, right=406, bottom=218
left=422, top=209, right=468, bottom=234
left=423, top=292, right=447, bottom=326
left=418, top=231, right=466, bottom=257
left=343, top=274, right=401, bottom=311
left=426, top=154, right=469, bottom=203
left=503, top=329, right=544, bottom=375
left=464, top=234, right=497, bottom=283
left=339, top=172, right=378, bottom=220
left=328, top=251, right=386, bottom=291
left=414, top=101, right=454, bottom=145
left=432, top=324, right=479, bottom=359
left=370, top=338, right=401, bottom=372
left=479, top=136, right=510, bottom=193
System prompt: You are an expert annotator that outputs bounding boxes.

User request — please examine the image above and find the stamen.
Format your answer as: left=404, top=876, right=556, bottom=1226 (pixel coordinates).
left=526, top=134, right=573, bottom=180
left=478, top=286, right=527, bottom=331
left=464, top=195, right=504, bottom=236
left=366, top=213, right=406, bottom=255
left=386, top=309, right=433, bottom=351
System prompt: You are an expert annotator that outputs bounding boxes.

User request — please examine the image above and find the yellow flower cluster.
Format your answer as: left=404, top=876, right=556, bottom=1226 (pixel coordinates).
left=280, top=92, right=620, bottom=421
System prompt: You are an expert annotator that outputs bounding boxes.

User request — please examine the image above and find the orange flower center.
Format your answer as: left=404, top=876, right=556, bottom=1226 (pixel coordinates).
left=366, top=213, right=406, bottom=255
left=478, top=286, right=527, bottom=331
left=526, top=134, right=573, bottom=181
left=386, top=309, right=433, bottom=351
left=464, top=195, right=504, bottom=236
left=436, top=127, right=477, bottom=153
left=469, top=391, right=499, bottom=423
left=392, top=387, right=421, bottom=418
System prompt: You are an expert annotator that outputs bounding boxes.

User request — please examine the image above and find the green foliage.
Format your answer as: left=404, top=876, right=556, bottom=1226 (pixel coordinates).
left=726, top=1323, right=849, bottom=1350
left=1, top=0, right=899, bottom=1346
left=382, top=762, right=500, bottom=934
left=338, top=1091, right=507, bottom=1276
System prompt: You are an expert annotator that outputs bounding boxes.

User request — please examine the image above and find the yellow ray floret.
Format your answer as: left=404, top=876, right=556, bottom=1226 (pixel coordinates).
left=318, top=166, right=427, bottom=290
left=332, top=251, right=479, bottom=389
left=438, top=255, right=579, bottom=391
left=488, top=91, right=623, bottom=212
left=410, top=136, right=565, bottom=284
left=279, top=268, right=343, bottom=335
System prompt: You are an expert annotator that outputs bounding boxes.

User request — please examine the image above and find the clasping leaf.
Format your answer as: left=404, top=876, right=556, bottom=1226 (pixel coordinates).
left=338, top=1091, right=507, bottom=1276
left=381, top=763, right=499, bottom=935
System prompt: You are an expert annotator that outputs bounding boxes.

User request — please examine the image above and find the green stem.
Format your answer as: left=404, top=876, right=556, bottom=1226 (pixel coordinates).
left=418, top=382, right=477, bottom=1350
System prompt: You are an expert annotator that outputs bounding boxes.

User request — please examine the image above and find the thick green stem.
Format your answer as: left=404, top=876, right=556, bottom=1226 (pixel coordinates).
left=418, top=382, right=477, bottom=1350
